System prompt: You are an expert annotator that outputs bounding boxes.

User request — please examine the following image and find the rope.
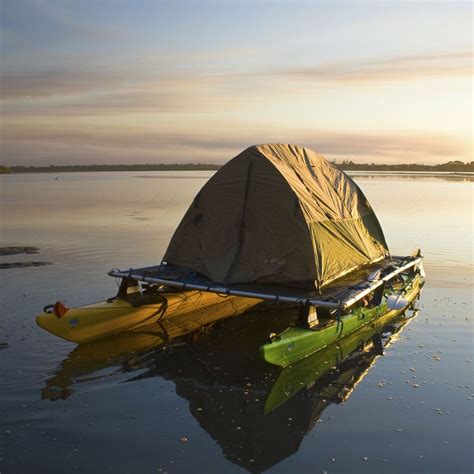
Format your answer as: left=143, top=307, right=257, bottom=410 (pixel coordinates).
left=126, top=293, right=168, bottom=331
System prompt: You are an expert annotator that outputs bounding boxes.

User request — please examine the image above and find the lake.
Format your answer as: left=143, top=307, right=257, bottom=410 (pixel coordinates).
left=0, top=172, right=472, bottom=473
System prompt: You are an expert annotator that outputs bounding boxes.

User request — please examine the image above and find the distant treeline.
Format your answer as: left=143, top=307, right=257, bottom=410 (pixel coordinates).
left=335, top=160, right=474, bottom=172
left=1, top=160, right=473, bottom=174
left=3, top=163, right=220, bottom=173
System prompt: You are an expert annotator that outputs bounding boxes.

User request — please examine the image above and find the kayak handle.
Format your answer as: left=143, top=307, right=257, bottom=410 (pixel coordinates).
left=43, top=304, right=55, bottom=314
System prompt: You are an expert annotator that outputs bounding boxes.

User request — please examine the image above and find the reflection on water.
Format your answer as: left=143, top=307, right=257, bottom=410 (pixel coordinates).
left=348, top=171, right=473, bottom=182
left=41, top=302, right=420, bottom=472
left=41, top=297, right=267, bottom=400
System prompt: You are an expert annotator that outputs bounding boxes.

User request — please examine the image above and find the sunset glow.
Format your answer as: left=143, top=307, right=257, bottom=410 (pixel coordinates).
left=1, top=1, right=472, bottom=165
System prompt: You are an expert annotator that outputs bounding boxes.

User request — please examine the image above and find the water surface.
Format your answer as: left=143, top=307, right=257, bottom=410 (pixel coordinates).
left=0, top=172, right=472, bottom=473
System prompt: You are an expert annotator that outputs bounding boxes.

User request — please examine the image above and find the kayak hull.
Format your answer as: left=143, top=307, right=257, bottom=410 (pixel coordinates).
left=37, top=291, right=259, bottom=344
left=259, top=274, right=423, bottom=367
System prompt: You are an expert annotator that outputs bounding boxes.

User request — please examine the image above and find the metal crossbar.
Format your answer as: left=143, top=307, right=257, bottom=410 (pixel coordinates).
left=108, top=257, right=423, bottom=310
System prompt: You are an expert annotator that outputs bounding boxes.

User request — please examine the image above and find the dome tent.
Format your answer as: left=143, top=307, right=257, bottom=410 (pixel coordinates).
left=163, top=144, right=389, bottom=291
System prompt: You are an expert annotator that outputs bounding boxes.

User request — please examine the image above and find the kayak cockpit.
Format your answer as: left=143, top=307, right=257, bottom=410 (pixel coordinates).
left=113, top=276, right=170, bottom=308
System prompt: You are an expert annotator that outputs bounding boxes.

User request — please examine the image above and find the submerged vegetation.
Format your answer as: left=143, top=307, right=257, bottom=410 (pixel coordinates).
left=2, top=160, right=473, bottom=173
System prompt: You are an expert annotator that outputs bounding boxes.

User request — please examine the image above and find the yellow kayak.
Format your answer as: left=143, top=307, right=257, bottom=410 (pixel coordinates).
left=41, top=297, right=262, bottom=399
left=37, top=286, right=259, bottom=344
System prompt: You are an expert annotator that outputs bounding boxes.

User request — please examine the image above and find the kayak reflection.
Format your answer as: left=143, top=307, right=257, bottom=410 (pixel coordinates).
left=42, top=299, right=420, bottom=471
left=41, top=295, right=260, bottom=400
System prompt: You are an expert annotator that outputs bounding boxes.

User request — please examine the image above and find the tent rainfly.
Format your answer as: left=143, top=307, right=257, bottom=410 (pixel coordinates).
left=163, top=144, right=389, bottom=291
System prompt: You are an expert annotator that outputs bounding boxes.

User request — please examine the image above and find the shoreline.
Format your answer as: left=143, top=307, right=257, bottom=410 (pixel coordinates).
left=2, top=161, right=473, bottom=175
left=1, top=169, right=472, bottom=179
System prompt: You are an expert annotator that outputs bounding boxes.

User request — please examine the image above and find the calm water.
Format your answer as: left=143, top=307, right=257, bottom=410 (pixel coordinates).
left=0, top=172, right=472, bottom=473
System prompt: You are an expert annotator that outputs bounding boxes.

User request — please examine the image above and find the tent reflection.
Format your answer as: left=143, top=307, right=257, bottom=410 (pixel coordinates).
left=42, top=301, right=419, bottom=471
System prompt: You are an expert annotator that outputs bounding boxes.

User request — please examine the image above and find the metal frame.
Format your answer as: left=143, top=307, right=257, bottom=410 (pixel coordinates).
left=108, top=257, right=423, bottom=310
left=341, top=257, right=422, bottom=309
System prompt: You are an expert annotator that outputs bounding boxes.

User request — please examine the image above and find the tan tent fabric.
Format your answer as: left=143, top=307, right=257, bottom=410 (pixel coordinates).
left=163, top=144, right=389, bottom=290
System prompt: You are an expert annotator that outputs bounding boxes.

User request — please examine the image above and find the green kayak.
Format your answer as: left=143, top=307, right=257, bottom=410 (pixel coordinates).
left=264, top=304, right=418, bottom=414
left=259, top=272, right=424, bottom=368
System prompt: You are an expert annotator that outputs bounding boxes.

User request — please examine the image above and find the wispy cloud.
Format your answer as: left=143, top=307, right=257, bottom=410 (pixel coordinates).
left=269, top=51, right=473, bottom=84
left=1, top=50, right=471, bottom=103
left=1, top=69, right=120, bottom=99
left=1, top=120, right=467, bottom=165
left=1, top=50, right=470, bottom=165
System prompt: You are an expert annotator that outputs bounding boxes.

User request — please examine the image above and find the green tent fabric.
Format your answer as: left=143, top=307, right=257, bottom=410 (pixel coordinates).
left=163, top=144, right=389, bottom=290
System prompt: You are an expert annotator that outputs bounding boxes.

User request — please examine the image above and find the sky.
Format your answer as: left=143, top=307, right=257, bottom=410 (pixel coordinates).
left=0, top=0, right=472, bottom=165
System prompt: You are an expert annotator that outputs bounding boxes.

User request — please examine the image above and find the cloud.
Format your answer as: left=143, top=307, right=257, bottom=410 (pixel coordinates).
left=1, top=50, right=471, bottom=103
left=302, top=130, right=463, bottom=160
left=1, top=50, right=470, bottom=165
left=1, top=120, right=467, bottom=165
left=1, top=69, right=117, bottom=99
left=268, top=51, right=473, bottom=84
